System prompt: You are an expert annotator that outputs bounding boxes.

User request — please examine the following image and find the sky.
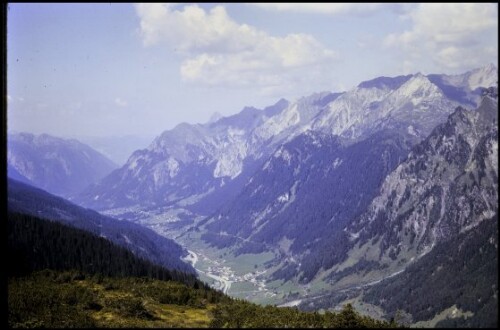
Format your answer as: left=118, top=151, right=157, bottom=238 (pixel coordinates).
left=7, top=3, right=498, bottom=139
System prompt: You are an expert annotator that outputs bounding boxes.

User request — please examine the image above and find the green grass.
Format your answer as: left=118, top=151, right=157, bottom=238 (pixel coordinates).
left=225, top=252, right=276, bottom=274
left=9, top=269, right=396, bottom=328
left=230, top=280, right=260, bottom=293
left=8, top=270, right=221, bottom=328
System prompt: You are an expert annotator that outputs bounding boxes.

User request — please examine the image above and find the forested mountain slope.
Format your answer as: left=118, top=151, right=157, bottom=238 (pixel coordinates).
left=8, top=179, right=195, bottom=274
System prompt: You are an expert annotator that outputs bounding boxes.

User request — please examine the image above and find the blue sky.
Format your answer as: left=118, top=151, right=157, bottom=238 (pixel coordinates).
left=7, top=3, right=498, bottom=139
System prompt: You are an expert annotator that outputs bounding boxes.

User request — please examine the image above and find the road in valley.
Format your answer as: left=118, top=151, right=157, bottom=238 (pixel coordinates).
left=183, top=249, right=233, bottom=294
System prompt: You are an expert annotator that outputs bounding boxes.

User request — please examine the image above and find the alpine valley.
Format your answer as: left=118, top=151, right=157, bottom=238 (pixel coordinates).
left=9, top=65, right=498, bottom=327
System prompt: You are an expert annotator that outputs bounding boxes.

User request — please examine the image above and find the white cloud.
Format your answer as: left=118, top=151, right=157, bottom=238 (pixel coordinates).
left=135, top=3, right=338, bottom=96
left=114, top=97, right=128, bottom=107
left=384, top=3, right=498, bottom=71
left=250, top=3, right=386, bottom=15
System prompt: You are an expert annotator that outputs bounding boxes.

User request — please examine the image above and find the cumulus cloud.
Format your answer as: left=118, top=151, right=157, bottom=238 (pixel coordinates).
left=249, top=3, right=414, bottom=17
left=250, top=3, right=385, bottom=15
left=384, top=3, right=498, bottom=71
left=114, top=97, right=128, bottom=107
left=135, top=3, right=338, bottom=96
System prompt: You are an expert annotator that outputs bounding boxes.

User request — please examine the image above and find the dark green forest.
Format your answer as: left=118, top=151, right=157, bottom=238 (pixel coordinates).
left=363, top=215, right=498, bottom=327
left=8, top=212, right=201, bottom=286
left=8, top=178, right=195, bottom=274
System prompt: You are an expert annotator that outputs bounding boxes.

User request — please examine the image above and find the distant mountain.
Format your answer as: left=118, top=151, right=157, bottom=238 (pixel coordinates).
left=76, top=98, right=291, bottom=210
left=310, top=73, right=467, bottom=140
left=357, top=74, right=412, bottom=90
left=7, top=179, right=195, bottom=274
left=7, top=133, right=118, bottom=197
left=348, top=88, right=498, bottom=263
left=426, top=64, right=497, bottom=108
left=76, top=66, right=496, bottom=215
left=7, top=163, right=33, bottom=185
left=197, top=67, right=497, bottom=282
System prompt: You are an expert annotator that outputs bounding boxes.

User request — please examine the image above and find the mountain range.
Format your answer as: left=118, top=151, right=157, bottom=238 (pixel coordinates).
left=73, top=65, right=495, bottom=265
left=8, top=64, right=498, bottom=327
left=7, top=133, right=117, bottom=197
left=76, top=66, right=495, bottom=214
